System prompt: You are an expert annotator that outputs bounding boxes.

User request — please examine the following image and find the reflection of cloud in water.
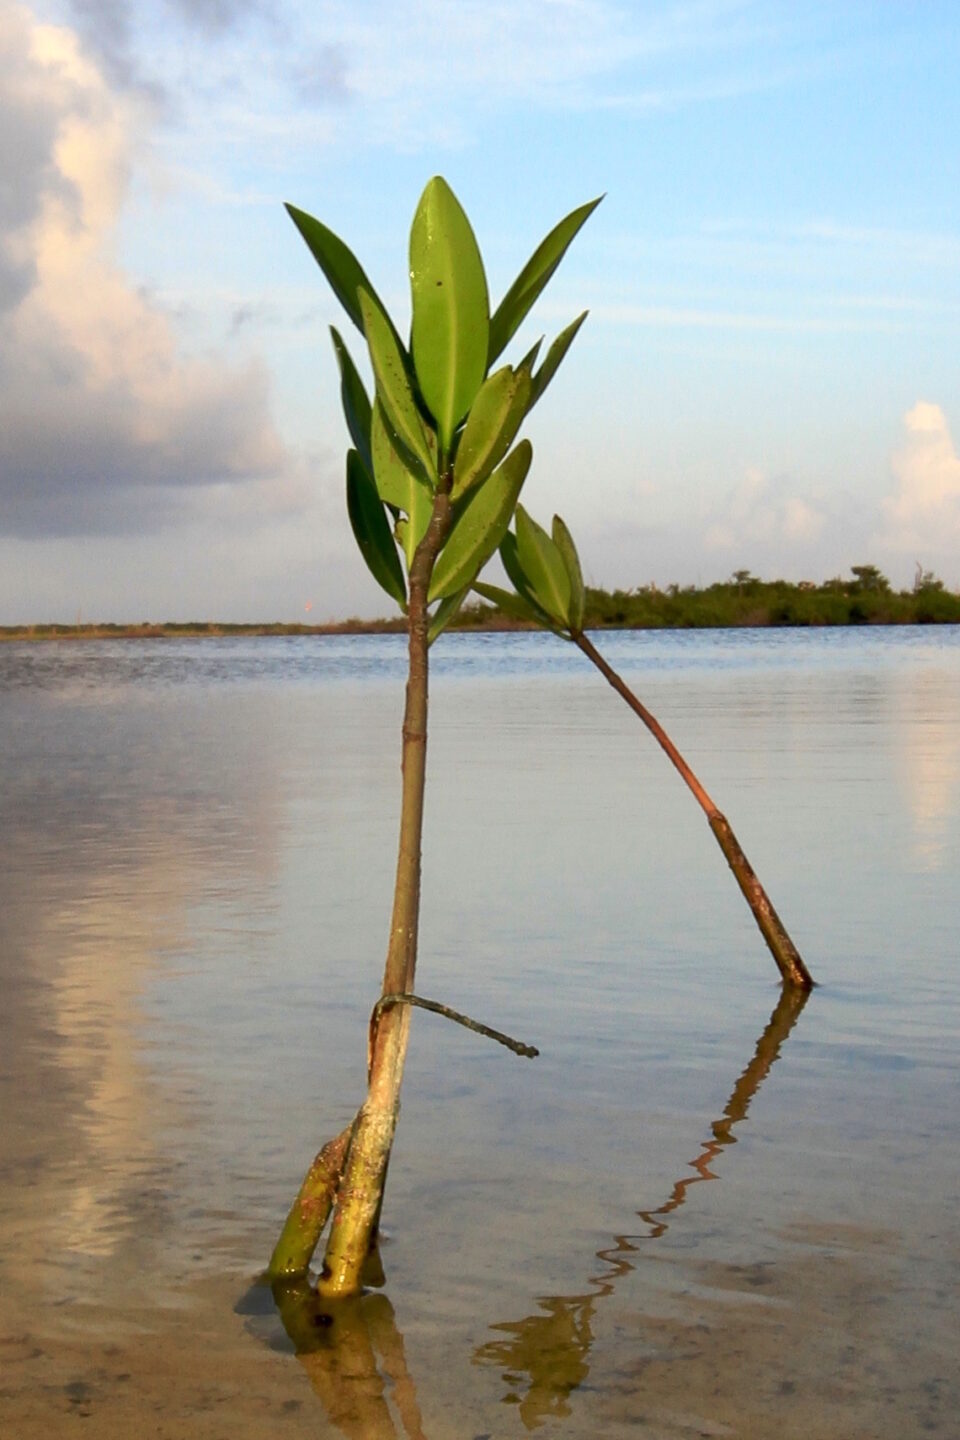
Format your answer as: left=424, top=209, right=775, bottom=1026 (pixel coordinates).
left=896, top=670, right=960, bottom=869
left=0, top=685, right=283, bottom=1293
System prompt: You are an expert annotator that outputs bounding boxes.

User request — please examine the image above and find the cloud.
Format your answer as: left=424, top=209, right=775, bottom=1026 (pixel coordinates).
left=878, top=402, right=960, bottom=557
left=704, top=466, right=825, bottom=556
left=0, top=3, right=291, bottom=538
left=63, top=0, right=274, bottom=89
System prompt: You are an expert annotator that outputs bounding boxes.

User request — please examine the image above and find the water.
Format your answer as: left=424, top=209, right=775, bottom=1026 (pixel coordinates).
left=1, top=628, right=958, bottom=1438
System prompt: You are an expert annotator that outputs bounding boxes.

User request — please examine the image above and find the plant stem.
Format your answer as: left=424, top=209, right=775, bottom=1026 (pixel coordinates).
left=317, top=490, right=453, bottom=1298
left=267, top=1123, right=355, bottom=1279
left=572, top=630, right=814, bottom=990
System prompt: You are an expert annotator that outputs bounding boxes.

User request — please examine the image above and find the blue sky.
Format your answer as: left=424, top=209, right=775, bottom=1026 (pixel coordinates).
left=2, top=0, right=958, bottom=621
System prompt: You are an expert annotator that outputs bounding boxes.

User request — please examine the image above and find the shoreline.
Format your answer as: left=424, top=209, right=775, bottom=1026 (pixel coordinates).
left=3, top=614, right=960, bottom=642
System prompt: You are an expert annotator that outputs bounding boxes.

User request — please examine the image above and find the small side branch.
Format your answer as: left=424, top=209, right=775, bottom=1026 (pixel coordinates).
left=370, top=992, right=539, bottom=1062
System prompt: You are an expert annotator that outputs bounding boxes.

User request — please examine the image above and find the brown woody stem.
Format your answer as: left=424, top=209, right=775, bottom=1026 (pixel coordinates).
left=316, top=489, right=453, bottom=1298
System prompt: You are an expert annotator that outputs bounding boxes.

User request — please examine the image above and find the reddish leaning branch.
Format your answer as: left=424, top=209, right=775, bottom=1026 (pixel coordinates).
left=572, top=630, right=814, bottom=990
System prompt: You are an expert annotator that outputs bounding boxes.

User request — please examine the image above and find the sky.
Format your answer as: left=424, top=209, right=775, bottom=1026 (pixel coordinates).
left=1, top=0, right=958, bottom=622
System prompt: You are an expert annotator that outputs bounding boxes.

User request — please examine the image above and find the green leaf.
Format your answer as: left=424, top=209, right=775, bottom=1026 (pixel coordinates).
left=359, top=287, right=436, bottom=485
left=371, top=401, right=434, bottom=568
left=286, top=203, right=381, bottom=335
left=410, top=177, right=490, bottom=453
left=330, top=327, right=372, bottom=473
left=427, top=586, right=470, bottom=645
left=452, top=364, right=531, bottom=500
left=529, top=311, right=588, bottom=411
left=473, top=582, right=541, bottom=624
left=394, top=502, right=432, bottom=569
left=500, top=530, right=535, bottom=599
left=429, top=440, right=532, bottom=601
left=517, top=336, right=544, bottom=372
left=552, top=514, right=584, bottom=632
left=488, top=196, right=602, bottom=365
left=498, top=534, right=562, bottom=629
left=515, top=504, right=571, bottom=625
left=345, top=450, right=406, bottom=607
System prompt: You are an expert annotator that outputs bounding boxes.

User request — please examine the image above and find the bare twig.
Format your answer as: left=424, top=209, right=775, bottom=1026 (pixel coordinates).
left=371, top=992, right=539, bottom=1064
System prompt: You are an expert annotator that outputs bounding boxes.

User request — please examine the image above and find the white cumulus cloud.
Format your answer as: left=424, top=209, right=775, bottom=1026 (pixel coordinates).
left=881, top=402, right=960, bottom=550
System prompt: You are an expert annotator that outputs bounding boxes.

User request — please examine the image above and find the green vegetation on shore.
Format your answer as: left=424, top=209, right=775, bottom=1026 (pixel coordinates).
left=3, top=566, right=958, bottom=641
left=566, top=564, right=960, bottom=630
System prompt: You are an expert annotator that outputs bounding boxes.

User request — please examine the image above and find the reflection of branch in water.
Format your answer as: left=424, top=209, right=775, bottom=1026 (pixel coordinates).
left=272, top=1278, right=427, bottom=1440
left=637, top=982, right=808, bottom=1240
left=474, top=984, right=810, bottom=1431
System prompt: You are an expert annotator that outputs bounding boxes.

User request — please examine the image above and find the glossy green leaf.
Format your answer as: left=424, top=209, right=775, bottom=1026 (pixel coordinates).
left=359, top=288, right=436, bottom=485
left=515, top=504, right=571, bottom=625
left=330, top=327, right=372, bottom=473
left=410, top=177, right=490, bottom=454
left=488, top=196, right=602, bottom=365
left=394, top=496, right=433, bottom=569
left=500, top=529, right=535, bottom=600
left=371, top=401, right=434, bottom=568
left=286, top=203, right=381, bottom=335
left=428, top=440, right=532, bottom=601
left=427, top=586, right=470, bottom=645
left=345, top=449, right=406, bottom=607
left=529, top=311, right=588, bottom=411
left=452, top=364, right=531, bottom=500
left=552, top=514, right=584, bottom=632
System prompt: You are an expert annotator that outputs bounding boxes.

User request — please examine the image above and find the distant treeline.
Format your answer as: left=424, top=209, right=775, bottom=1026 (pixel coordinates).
left=0, top=619, right=405, bottom=641
left=462, top=564, right=960, bottom=630
left=3, top=566, right=958, bottom=640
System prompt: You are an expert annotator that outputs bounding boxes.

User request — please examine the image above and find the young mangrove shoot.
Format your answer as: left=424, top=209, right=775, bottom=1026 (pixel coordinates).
left=268, top=179, right=601, bottom=1296
left=474, top=508, right=815, bottom=991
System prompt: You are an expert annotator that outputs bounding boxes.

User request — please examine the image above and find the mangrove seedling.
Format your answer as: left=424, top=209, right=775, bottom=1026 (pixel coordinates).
left=269, top=179, right=601, bottom=1296
left=475, top=508, right=815, bottom=990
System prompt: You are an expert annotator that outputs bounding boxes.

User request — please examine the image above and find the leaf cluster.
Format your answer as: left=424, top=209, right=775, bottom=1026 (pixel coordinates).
left=287, top=181, right=600, bottom=639
left=474, top=507, right=586, bottom=638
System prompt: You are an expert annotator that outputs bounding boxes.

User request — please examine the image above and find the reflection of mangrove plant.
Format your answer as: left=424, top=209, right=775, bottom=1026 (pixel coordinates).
left=474, top=984, right=810, bottom=1429
left=268, top=178, right=599, bottom=1296
left=266, top=989, right=808, bottom=1436
left=475, top=512, right=815, bottom=989
left=271, top=1279, right=426, bottom=1440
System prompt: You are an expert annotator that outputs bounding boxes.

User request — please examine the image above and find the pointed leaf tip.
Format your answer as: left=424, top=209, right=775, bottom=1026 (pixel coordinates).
left=286, top=202, right=379, bottom=335
left=488, top=195, right=602, bottom=365
left=529, top=311, right=589, bottom=411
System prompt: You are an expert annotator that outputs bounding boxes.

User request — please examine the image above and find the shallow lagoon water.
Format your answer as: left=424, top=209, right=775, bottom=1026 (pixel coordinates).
left=1, top=627, right=958, bottom=1437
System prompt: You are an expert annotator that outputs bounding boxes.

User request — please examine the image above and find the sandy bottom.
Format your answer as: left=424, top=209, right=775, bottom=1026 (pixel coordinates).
left=2, top=1219, right=956, bottom=1439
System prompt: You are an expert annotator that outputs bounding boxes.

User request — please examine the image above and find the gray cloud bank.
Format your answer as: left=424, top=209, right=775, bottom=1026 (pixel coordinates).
left=0, top=1, right=289, bottom=538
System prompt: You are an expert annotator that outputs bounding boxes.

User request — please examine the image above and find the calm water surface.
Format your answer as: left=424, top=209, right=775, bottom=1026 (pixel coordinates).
left=1, top=628, right=958, bottom=1438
